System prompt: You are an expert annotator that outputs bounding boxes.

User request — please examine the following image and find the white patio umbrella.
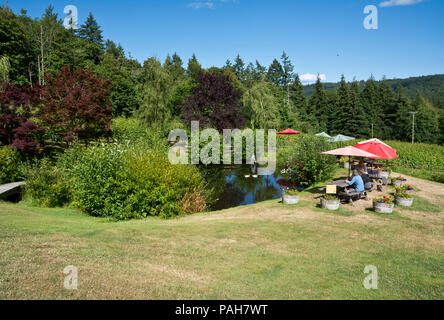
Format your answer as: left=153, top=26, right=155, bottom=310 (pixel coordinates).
left=322, top=146, right=379, bottom=177
left=328, top=134, right=356, bottom=142
left=315, top=132, right=331, bottom=138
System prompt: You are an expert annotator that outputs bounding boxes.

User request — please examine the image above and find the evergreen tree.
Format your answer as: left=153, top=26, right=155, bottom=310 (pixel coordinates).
left=393, top=86, right=412, bottom=141
left=349, top=81, right=370, bottom=138
left=361, top=76, right=384, bottom=138
left=79, top=13, right=103, bottom=47
left=379, top=77, right=397, bottom=139
left=267, top=59, right=284, bottom=86
left=306, top=76, right=328, bottom=130
left=171, top=53, right=185, bottom=80
left=409, top=94, right=440, bottom=144
left=187, top=54, right=202, bottom=80
left=332, top=75, right=353, bottom=135
left=281, top=51, right=294, bottom=106
left=233, top=54, right=245, bottom=83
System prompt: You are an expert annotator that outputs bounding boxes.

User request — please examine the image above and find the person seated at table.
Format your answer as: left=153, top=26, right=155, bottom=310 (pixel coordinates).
left=355, top=160, right=368, bottom=174
left=359, top=169, right=372, bottom=191
left=346, top=170, right=365, bottom=193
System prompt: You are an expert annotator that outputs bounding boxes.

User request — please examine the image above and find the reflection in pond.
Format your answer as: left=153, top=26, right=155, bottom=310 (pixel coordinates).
left=201, top=165, right=285, bottom=211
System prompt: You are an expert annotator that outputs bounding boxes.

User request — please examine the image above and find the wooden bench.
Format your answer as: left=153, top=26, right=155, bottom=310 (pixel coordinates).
left=338, top=191, right=367, bottom=204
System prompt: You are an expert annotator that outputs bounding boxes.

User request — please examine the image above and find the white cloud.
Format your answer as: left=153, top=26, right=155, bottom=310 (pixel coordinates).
left=187, top=2, right=215, bottom=9
left=187, top=0, right=238, bottom=10
left=300, top=74, right=327, bottom=83
left=379, top=0, right=424, bottom=7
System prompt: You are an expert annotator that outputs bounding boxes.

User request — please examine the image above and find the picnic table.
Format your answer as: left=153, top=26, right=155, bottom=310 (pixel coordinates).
left=327, top=179, right=366, bottom=203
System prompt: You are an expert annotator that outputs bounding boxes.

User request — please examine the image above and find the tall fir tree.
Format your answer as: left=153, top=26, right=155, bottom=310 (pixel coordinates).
left=379, top=77, right=397, bottom=139
left=331, top=75, right=353, bottom=136
left=361, top=76, right=384, bottom=138
left=267, top=59, right=284, bottom=87
left=79, top=13, right=103, bottom=47
left=349, top=81, right=370, bottom=138
left=306, top=77, right=328, bottom=130
left=187, top=54, right=202, bottom=80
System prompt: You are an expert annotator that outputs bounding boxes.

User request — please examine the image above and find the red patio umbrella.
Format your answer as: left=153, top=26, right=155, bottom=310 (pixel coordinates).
left=353, top=141, right=398, bottom=160
left=277, top=128, right=301, bottom=135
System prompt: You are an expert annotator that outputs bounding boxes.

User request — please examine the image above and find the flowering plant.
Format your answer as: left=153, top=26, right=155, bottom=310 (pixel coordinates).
left=281, top=187, right=299, bottom=196
left=323, top=194, right=339, bottom=201
left=374, top=195, right=394, bottom=204
left=393, top=176, right=407, bottom=181
left=395, top=185, right=414, bottom=192
left=395, top=192, right=414, bottom=199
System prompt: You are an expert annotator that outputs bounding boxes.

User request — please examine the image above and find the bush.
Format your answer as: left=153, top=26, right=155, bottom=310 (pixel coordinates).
left=0, top=146, right=23, bottom=184
left=279, top=135, right=337, bottom=186
left=59, top=142, right=208, bottom=220
left=24, top=159, right=71, bottom=207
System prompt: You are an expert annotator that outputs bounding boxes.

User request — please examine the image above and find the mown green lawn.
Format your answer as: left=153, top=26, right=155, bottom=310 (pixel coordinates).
left=1, top=176, right=443, bottom=300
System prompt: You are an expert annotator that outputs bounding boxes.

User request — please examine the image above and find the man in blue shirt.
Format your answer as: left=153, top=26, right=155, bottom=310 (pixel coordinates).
left=346, top=170, right=365, bottom=193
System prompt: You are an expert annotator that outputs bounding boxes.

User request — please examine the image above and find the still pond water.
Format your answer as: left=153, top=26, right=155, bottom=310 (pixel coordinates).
left=201, top=165, right=287, bottom=211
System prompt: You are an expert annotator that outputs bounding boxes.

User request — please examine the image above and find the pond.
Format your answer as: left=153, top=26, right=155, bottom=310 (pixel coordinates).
left=201, top=165, right=288, bottom=211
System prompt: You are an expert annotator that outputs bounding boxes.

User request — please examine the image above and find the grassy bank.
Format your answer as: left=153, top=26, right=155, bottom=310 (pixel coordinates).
left=1, top=172, right=443, bottom=300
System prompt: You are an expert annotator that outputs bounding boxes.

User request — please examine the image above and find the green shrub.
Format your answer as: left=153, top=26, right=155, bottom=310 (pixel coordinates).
left=24, top=159, right=71, bottom=207
left=59, top=142, right=207, bottom=220
left=0, top=146, right=23, bottom=184
left=279, top=135, right=337, bottom=186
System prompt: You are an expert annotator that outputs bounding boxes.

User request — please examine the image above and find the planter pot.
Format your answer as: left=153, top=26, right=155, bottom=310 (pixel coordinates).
left=283, top=194, right=300, bottom=205
left=373, top=201, right=394, bottom=213
left=392, top=179, right=407, bottom=187
left=395, top=196, right=414, bottom=207
left=321, top=198, right=340, bottom=211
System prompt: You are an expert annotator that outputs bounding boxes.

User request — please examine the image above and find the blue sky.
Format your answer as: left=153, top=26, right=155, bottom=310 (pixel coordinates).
left=7, top=0, right=444, bottom=83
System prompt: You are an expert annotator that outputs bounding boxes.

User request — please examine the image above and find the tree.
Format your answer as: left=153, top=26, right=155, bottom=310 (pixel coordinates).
left=408, top=94, right=440, bottom=144
left=79, top=12, right=103, bottom=47
left=0, top=7, right=33, bottom=84
left=348, top=81, right=370, bottom=138
left=40, top=66, right=112, bottom=143
left=361, top=76, right=384, bottom=138
left=187, top=54, right=202, bottom=80
left=181, top=71, right=245, bottom=131
left=233, top=54, right=245, bottom=83
left=281, top=51, right=294, bottom=105
left=94, top=53, right=138, bottom=116
left=267, top=59, right=284, bottom=87
left=0, top=83, right=42, bottom=152
left=242, top=80, right=280, bottom=130
left=306, top=76, right=328, bottom=130
left=135, top=58, right=174, bottom=129
left=379, top=77, right=397, bottom=138
left=78, top=13, right=104, bottom=64
left=331, top=75, right=353, bottom=135
left=289, top=75, right=306, bottom=114
left=0, top=56, right=10, bottom=84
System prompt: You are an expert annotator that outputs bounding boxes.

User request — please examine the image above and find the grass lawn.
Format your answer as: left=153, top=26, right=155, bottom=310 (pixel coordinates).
left=0, top=173, right=443, bottom=300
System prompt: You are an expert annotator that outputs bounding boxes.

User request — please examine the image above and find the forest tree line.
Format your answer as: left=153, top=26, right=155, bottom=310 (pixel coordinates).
left=1, top=5, right=442, bottom=152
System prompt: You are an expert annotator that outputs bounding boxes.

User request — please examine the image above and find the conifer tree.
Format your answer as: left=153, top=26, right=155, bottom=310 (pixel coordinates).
left=267, top=59, right=284, bottom=87
left=79, top=13, right=103, bottom=47
left=349, top=81, right=370, bottom=138
left=361, top=76, right=384, bottom=138
left=187, top=54, right=202, bottom=80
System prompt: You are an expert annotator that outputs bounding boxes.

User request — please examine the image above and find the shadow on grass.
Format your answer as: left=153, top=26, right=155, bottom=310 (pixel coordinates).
left=364, top=208, right=410, bottom=220
left=313, top=203, right=354, bottom=216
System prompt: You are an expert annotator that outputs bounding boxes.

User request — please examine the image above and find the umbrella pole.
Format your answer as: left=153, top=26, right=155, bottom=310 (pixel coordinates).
left=348, top=156, right=351, bottom=178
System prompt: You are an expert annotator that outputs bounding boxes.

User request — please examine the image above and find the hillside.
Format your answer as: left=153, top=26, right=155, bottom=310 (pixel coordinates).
left=304, top=74, right=444, bottom=109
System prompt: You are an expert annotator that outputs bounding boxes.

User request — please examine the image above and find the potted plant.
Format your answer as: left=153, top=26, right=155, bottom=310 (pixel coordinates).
left=373, top=196, right=394, bottom=213
left=282, top=188, right=300, bottom=205
left=392, top=176, right=407, bottom=187
left=395, top=191, right=415, bottom=207
left=395, top=185, right=415, bottom=195
left=320, top=194, right=340, bottom=211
